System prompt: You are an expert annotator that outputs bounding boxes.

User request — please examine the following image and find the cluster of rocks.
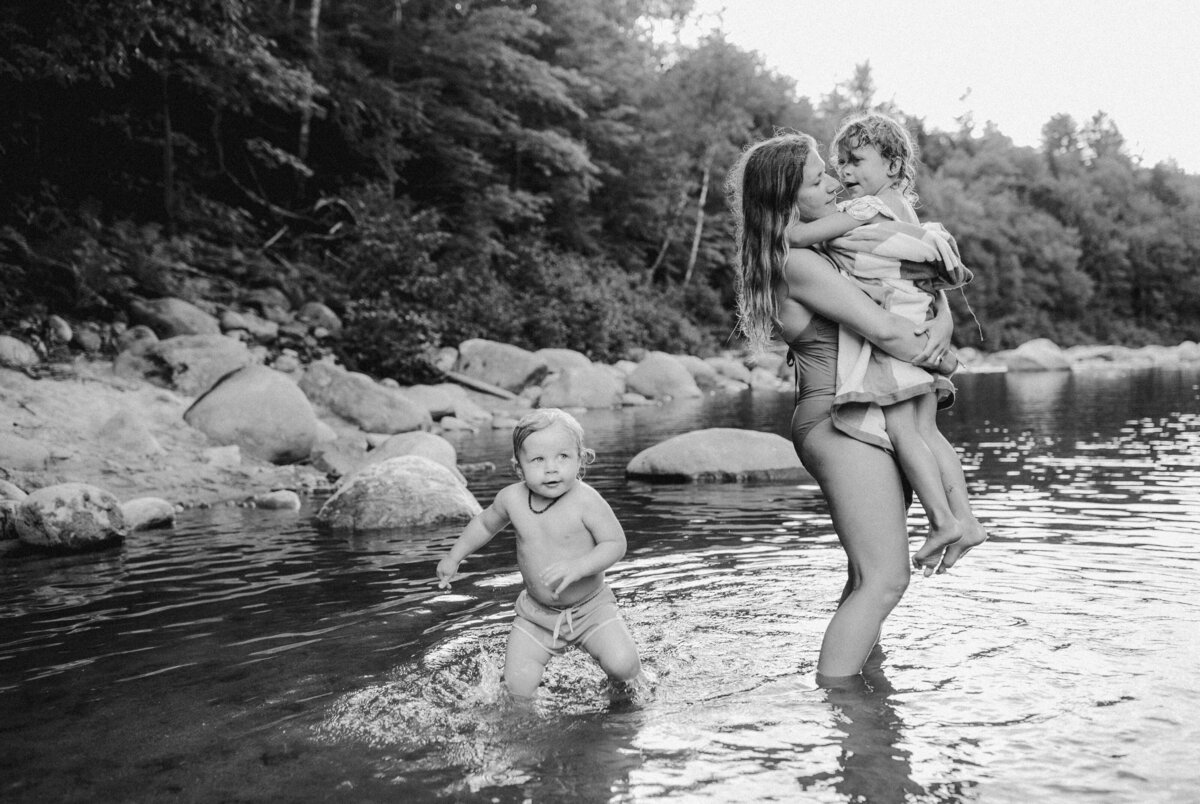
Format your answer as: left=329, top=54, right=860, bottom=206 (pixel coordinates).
left=3, top=293, right=1200, bottom=555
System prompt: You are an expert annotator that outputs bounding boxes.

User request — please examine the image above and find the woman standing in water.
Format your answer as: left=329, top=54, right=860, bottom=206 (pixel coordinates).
left=725, top=131, right=980, bottom=685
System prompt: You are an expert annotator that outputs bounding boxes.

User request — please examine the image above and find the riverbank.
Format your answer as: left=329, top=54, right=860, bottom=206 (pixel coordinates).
left=3, top=334, right=1198, bottom=514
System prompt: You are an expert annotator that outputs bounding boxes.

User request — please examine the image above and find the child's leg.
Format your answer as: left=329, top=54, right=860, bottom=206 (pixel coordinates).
left=883, top=395, right=963, bottom=565
left=916, top=410, right=989, bottom=573
left=503, top=621, right=554, bottom=700
left=580, top=617, right=642, bottom=693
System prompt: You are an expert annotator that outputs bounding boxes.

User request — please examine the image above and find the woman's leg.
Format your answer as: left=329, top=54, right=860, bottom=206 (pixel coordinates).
left=800, top=420, right=912, bottom=678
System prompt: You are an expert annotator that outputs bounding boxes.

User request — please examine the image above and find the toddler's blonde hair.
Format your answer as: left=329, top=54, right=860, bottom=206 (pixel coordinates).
left=832, top=112, right=920, bottom=207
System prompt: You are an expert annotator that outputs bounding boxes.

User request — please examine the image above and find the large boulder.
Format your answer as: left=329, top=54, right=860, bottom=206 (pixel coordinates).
left=536, top=347, right=593, bottom=374
left=0, top=335, right=40, bottom=368
left=113, top=334, right=254, bottom=396
left=400, top=383, right=469, bottom=420
left=705, top=355, right=753, bottom=385
left=625, top=352, right=703, bottom=400
left=538, top=365, right=625, bottom=409
left=456, top=339, right=549, bottom=394
left=129, top=297, right=221, bottom=338
left=299, top=361, right=432, bottom=434
left=121, top=497, right=177, bottom=531
left=184, top=364, right=322, bottom=464
left=1001, top=338, right=1072, bottom=372
left=674, top=354, right=734, bottom=392
left=347, top=431, right=463, bottom=482
left=626, top=428, right=810, bottom=483
left=15, top=483, right=127, bottom=551
left=315, top=456, right=481, bottom=531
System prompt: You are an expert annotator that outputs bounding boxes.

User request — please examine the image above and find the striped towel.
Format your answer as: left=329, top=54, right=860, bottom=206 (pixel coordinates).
left=821, top=208, right=974, bottom=452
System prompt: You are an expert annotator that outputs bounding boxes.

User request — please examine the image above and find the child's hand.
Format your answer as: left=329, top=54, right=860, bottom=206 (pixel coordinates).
left=436, top=557, right=459, bottom=589
left=540, top=561, right=582, bottom=598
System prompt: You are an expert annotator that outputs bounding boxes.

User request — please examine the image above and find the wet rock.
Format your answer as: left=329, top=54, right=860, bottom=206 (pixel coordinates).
left=253, top=490, right=302, bottom=510
left=122, top=497, right=177, bottom=530
left=129, top=297, right=221, bottom=338
left=184, top=365, right=321, bottom=464
left=15, top=482, right=127, bottom=551
left=455, top=339, right=549, bottom=394
left=315, top=456, right=481, bottom=531
left=626, top=428, right=810, bottom=483
left=625, top=352, right=702, bottom=400
left=299, top=361, right=432, bottom=434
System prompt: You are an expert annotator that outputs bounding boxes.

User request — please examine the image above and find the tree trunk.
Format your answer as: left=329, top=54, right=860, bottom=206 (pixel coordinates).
left=646, top=183, right=690, bottom=285
left=296, top=0, right=323, bottom=195
left=162, top=72, right=176, bottom=232
left=683, top=146, right=716, bottom=285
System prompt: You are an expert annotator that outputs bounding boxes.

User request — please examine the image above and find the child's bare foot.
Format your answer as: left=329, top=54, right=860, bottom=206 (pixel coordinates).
left=936, top=517, right=988, bottom=574
left=912, top=520, right=964, bottom=577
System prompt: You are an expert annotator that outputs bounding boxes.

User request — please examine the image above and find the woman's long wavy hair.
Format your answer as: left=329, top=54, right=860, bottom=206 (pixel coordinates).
left=725, top=132, right=817, bottom=356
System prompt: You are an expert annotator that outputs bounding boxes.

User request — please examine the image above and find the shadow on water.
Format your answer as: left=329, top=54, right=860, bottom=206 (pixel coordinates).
left=2, top=366, right=1200, bottom=801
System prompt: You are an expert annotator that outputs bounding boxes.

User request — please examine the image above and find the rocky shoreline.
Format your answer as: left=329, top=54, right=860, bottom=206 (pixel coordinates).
left=2, top=294, right=1198, bottom=552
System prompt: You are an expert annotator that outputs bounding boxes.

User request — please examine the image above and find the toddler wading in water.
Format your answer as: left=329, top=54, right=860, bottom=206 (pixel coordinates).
left=786, top=112, right=987, bottom=574
left=436, top=408, right=644, bottom=704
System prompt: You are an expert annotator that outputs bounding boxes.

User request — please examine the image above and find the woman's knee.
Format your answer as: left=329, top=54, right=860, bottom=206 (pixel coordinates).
left=861, top=569, right=909, bottom=609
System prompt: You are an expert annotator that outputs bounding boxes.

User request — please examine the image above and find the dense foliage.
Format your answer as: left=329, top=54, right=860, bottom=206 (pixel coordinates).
left=2, top=0, right=1198, bottom=381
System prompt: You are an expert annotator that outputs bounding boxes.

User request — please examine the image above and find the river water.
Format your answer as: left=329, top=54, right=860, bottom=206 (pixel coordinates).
left=2, top=367, right=1198, bottom=803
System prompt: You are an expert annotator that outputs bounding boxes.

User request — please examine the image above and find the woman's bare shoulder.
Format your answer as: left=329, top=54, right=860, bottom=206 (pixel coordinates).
left=783, top=246, right=838, bottom=290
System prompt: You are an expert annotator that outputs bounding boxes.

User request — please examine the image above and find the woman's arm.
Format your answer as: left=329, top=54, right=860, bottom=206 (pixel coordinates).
left=784, top=249, right=957, bottom=373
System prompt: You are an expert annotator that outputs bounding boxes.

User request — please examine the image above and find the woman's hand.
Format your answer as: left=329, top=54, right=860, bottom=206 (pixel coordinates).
left=912, top=292, right=954, bottom=370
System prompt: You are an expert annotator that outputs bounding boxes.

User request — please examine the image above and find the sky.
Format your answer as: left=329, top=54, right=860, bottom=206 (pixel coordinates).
left=675, top=0, right=1200, bottom=173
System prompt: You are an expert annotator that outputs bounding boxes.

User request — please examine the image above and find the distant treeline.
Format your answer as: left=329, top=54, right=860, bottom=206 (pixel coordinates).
left=2, top=0, right=1198, bottom=382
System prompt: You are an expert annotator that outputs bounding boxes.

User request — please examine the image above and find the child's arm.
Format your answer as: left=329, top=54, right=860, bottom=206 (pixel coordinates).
left=786, top=211, right=871, bottom=248
left=786, top=195, right=893, bottom=248
left=540, top=490, right=627, bottom=597
left=436, top=500, right=510, bottom=588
